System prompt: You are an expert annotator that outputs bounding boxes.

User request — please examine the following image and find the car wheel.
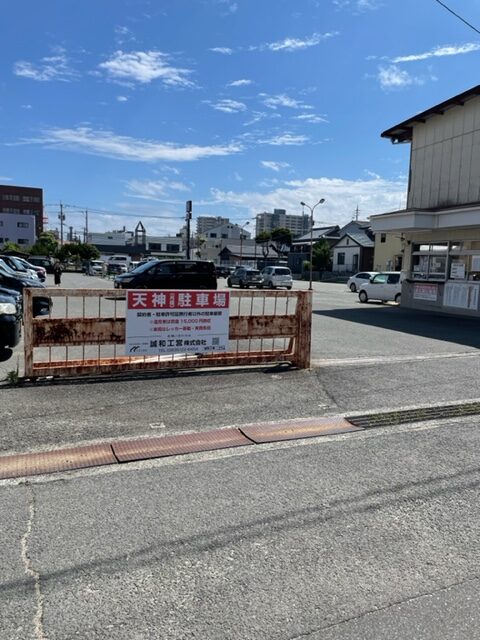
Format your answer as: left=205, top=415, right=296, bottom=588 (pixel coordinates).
left=227, top=278, right=232, bottom=287
left=359, top=290, right=368, bottom=303
left=395, top=293, right=401, bottom=304
left=349, top=283, right=357, bottom=292
left=239, top=280, right=245, bottom=289
left=286, top=286, right=292, bottom=290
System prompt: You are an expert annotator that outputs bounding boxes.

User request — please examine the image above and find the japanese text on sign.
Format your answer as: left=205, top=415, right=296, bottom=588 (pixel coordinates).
left=126, top=290, right=230, bottom=355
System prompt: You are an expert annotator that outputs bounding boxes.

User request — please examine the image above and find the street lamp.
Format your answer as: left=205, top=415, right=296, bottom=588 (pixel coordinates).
left=239, top=220, right=250, bottom=263
left=300, top=199, right=326, bottom=291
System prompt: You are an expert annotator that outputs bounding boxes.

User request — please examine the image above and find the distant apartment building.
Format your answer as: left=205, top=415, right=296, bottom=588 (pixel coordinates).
left=0, top=213, right=36, bottom=249
left=196, top=216, right=230, bottom=235
left=201, top=222, right=251, bottom=241
left=255, top=209, right=310, bottom=238
left=0, top=184, right=43, bottom=247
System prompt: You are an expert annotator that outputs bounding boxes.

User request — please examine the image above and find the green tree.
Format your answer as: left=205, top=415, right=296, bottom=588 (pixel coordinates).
left=2, top=241, right=21, bottom=253
left=270, top=228, right=292, bottom=256
left=56, top=242, right=100, bottom=263
left=312, top=239, right=332, bottom=272
left=255, top=231, right=271, bottom=258
left=29, top=232, right=58, bottom=257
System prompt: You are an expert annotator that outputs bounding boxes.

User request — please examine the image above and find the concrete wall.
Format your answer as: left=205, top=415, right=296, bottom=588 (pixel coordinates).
left=408, top=95, right=480, bottom=209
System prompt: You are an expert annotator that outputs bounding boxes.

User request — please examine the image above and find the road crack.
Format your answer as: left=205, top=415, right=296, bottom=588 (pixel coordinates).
left=21, top=483, right=46, bottom=640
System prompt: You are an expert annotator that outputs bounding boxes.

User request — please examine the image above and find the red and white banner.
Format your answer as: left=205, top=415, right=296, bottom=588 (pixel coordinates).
left=125, top=290, right=230, bottom=355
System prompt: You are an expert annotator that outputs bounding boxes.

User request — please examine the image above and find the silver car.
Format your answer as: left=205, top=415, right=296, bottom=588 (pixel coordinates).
left=261, top=266, right=293, bottom=289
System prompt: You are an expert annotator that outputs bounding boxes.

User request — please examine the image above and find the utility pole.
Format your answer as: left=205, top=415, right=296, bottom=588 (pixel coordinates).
left=185, top=200, right=192, bottom=259
left=59, top=202, right=65, bottom=245
left=354, top=205, right=360, bottom=222
left=84, top=208, right=89, bottom=243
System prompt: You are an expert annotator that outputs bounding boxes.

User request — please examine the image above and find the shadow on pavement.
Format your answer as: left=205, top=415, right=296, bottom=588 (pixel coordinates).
left=313, top=305, right=480, bottom=350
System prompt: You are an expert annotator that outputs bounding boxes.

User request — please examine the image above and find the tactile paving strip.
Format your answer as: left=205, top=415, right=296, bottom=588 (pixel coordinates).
left=112, top=428, right=252, bottom=463
left=240, top=417, right=363, bottom=443
left=0, top=443, right=117, bottom=480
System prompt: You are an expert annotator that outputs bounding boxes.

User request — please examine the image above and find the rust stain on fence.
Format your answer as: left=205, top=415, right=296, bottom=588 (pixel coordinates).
left=23, top=288, right=312, bottom=378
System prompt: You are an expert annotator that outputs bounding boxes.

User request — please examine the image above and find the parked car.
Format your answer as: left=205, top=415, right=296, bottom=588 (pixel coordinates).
left=261, top=266, right=293, bottom=289
left=215, top=266, right=231, bottom=278
left=358, top=272, right=403, bottom=304
left=0, top=268, right=52, bottom=317
left=0, top=255, right=39, bottom=280
left=114, top=259, right=217, bottom=290
left=107, top=262, right=128, bottom=276
left=87, top=260, right=105, bottom=276
left=0, top=292, right=21, bottom=351
left=29, top=256, right=54, bottom=274
left=14, top=257, right=47, bottom=282
left=227, top=267, right=263, bottom=289
left=347, top=271, right=378, bottom=293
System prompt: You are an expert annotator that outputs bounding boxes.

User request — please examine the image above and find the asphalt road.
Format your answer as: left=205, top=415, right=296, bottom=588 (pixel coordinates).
left=1, top=273, right=480, bottom=638
left=1, top=416, right=479, bottom=639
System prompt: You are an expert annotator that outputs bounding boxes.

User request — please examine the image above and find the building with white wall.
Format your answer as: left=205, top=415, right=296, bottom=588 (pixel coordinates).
left=196, top=216, right=230, bottom=235
left=0, top=213, right=36, bottom=248
left=371, top=84, right=480, bottom=316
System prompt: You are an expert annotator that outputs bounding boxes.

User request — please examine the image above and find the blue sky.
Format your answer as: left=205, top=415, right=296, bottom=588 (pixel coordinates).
left=1, top=0, right=480, bottom=236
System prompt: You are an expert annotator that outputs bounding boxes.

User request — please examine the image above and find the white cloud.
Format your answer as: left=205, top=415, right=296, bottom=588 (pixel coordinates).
left=261, top=161, right=291, bottom=172
left=0, top=176, right=12, bottom=182
left=393, top=42, right=480, bottom=63
left=294, top=113, right=328, bottom=123
left=99, top=50, right=193, bottom=86
left=334, top=0, right=380, bottom=11
left=209, top=47, right=233, bottom=55
left=259, top=133, right=309, bottom=146
left=209, top=174, right=407, bottom=222
left=116, top=95, right=128, bottom=102
left=262, top=94, right=313, bottom=110
left=21, top=104, right=33, bottom=110
left=126, top=179, right=190, bottom=200
left=14, top=52, right=77, bottom=82
left=256, top=32, right=338, bottom=53
left=377, top=65, right=419, bottom=89
left=228, top=79, right=252, bottom=87
left=23, top=127, right=242, bottom=162
left=206, top=99, right=247, bottom=113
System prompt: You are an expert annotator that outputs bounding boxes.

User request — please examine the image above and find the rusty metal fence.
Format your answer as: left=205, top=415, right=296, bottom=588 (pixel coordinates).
left=23, top=288, right=312, bottom=378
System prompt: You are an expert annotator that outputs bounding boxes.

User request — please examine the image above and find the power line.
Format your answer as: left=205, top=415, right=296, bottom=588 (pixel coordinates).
left=44, top=203, right=183, bottom=220
left=432, top=0, right=480, bottom=35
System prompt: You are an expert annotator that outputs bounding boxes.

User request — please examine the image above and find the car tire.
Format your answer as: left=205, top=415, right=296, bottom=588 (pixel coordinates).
left=239, top=280, right=245, bottom=289
left=359, top=290, right=368, bottom=303
left=286, top=286, right=292, bottom=290
left=350, top=283, right=356, bottom=292
left=395, top=293, right=401, bottom=304
left=227, top=278, right=232, bottom=287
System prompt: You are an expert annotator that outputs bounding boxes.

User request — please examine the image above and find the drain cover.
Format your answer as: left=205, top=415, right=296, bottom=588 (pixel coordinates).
left=347, top=401, right=480, bottom=429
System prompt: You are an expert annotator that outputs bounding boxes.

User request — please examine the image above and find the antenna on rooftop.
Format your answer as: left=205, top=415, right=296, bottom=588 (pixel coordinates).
left=354, top=205, right=360, bottom=221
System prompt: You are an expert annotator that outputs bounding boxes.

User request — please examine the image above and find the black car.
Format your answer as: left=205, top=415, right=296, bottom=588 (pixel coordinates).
left=114, top=259, right=217, bottom=290
left=0, top=293, right=21, bottom=350
left=214, top=266, right=231, bottom=278
left=0, top=269, right=51, bottom=317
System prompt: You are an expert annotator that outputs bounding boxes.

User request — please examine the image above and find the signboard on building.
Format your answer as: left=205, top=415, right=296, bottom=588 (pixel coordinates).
left=450, top=261, right=466, bottom=280
left=126, top=290, right=230, bottom=356
left=413, top=283, right=438, bottom=301
left=443, top=282, right=479, bottom=310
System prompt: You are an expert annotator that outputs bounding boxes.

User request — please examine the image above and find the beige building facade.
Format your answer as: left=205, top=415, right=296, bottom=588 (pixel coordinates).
left=371, top=85, right=480, bottom=317
left=373, top=233, right=404, bottom=271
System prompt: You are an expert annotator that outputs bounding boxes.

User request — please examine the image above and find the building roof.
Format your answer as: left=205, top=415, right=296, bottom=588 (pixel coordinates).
left=382, top=84, right=480, bottom=144
left=332, top=231, right=374, bottom=249
left=293, top=226, right=340, bottom=244
left=219, top=244, right=258, bottom=259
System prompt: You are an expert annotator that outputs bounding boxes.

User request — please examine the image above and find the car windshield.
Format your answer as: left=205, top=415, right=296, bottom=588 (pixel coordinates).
left=10, top=257, right=27, bottom=270
left=246, top=270, right=260, bottom=276
left=274, top=268, right=290, bottom=275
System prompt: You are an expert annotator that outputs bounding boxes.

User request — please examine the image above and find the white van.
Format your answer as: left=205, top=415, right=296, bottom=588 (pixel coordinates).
left=108, top=254, right=131, bottom=266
